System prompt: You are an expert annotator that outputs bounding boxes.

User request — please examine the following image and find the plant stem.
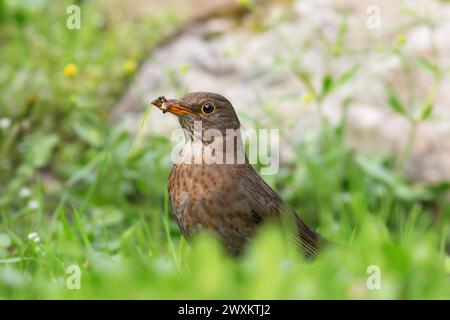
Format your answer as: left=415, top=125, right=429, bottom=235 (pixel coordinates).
left=397, top=120, right=417, bottom=176
left=163, top=191, right=179, bottom=269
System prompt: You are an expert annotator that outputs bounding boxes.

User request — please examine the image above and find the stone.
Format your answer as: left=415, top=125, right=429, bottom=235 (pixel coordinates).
left=112, top=0, right=450, bottom=183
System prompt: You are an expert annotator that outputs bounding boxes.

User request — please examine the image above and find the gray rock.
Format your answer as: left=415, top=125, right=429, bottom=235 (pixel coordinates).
left=113, top=0, right=450, bottom=183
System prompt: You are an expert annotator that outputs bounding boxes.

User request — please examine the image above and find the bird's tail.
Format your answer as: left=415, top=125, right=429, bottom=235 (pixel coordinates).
left=295, top=215, right=322, bottom=257
left=279, top=203, right=325, bottom=257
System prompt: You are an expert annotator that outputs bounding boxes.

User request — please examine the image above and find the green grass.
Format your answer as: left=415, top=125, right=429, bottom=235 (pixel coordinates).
left=0, top=1, right=449, bottom=299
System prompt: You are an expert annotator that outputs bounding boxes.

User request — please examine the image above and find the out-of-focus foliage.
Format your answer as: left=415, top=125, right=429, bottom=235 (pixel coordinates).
left=0, top=1, right=448, bottom=299
left=0, top=0, right=178, bottom=214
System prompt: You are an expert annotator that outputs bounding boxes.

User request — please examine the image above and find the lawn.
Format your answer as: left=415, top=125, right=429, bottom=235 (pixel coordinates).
left=0, top=0, right=449, bottom=299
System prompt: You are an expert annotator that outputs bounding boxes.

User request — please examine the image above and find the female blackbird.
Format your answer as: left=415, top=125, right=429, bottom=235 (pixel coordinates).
left=152, top=92, right=320, bottom=256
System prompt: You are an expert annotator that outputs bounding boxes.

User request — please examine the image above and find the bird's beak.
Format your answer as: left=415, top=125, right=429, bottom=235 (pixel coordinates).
left=151, top=96, right=193, bottom=116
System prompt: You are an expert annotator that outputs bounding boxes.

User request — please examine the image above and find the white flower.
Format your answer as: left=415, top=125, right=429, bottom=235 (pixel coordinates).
left=27, top=200, right=39, bottom=210
left=19, top=187, right=31, bottom=198
left=0, top=118, right=12, bottom=129
left=27, top=232, right=40, bottom=243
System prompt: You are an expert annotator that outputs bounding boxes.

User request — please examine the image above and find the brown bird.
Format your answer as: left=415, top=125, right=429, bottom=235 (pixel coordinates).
left=152, top=92, right=321, bottom=256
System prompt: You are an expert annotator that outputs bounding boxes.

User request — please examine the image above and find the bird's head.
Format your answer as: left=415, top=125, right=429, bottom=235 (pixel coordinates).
left=151, top=92, right=241, bottom=135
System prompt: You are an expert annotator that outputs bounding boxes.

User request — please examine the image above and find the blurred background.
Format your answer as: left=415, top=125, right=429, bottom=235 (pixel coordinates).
left=0, top=0, right=449, bottom=299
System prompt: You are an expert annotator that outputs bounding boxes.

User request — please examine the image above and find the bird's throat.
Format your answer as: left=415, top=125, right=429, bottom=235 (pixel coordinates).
left=178, top=134, right=247, bottom=166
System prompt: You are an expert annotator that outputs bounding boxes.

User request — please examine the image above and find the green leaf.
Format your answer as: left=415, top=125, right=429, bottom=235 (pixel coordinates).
left=416, top=57, right=440, bottom=75
left=356, top=156, right=396, bottom=186
left=321, top=66, right=359, bottom=98
left=418, top=103, right=433, bottom=121
left=141, top=105, right=152, bottom=129
left=292, top=64, right=316, bottom=97
left=386, top=85, right=406, bottom=115
left=427, top=180, right=450, bottom=196
left=0, top=233, right=11, bottom=248
left=0, top=257, right=31, bottom=264
left=321, top=75, right=333, bottom=96
left=335, top=65, right=360, bottom=89
left=0, top=0, right=5, bottom=24
left=73, top=207, right=91, bottom=249
left=333, top=16, right=348, bottom=56
left=356, top=156, right=432, bottom=201
left=92, top=207, right=124, bottom=227
left=27, top=134, right=59, bottom=168
left=73, top=119, right=105, bottom=147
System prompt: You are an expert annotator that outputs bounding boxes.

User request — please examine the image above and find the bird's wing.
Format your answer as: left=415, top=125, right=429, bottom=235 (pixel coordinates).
left=237, top=165, right=319, bottom=256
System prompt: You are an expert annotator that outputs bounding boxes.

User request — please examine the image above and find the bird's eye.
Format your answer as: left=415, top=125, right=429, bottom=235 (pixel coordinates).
left=201, top=102, right=215, bottom=115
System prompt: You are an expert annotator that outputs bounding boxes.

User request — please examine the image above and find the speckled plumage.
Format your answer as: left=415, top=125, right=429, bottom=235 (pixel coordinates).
left=153, top=92, right=320, bottom=256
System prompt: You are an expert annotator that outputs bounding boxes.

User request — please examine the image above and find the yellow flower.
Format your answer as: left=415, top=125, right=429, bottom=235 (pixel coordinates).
left=64, top=63, right=78, bottom=78
left=301, top=92, right=315, bottom=105
left=179, top=64, right=189, bottom=74
left=236, top=0, right=252, bottom=8
left=396, top=34, right=406, bottom=46
left=123, top=60, right=137, bottom=75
